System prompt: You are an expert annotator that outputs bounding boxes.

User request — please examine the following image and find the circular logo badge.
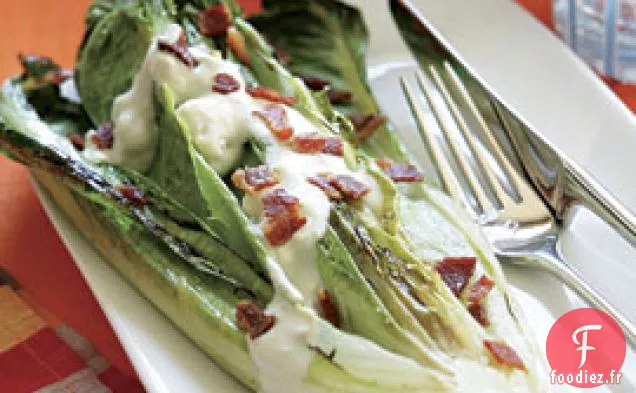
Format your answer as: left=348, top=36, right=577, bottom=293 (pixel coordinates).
left=546, top=308, right=626, bottom=388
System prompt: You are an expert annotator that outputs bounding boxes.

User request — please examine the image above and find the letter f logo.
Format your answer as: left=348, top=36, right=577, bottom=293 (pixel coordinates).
left=572, top=324, right=602, bottom=368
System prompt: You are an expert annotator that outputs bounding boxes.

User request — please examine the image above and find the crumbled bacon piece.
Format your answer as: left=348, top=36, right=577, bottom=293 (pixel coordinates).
left=236, top=301, right=276, bottom=339
left=197, top=4, right=233, bottom=37
left=212, top=72, right=241, bottom=94
left=232, top=165, right=280, bottom=194
left=158, top=33, right=198, bottom=68
left=329, top=175, right=370, bottom=200
left=468, top=275, right=495, bottom=304
left=90, top=122, right=114, bottom=150
left=322, top=137, right=344, bottom=157
left=435, top=257, right=476, bottom=297
left=68, top=133, right=85, bottom=151
left=348, top=114, right=387, bottom=142
left=227, top=27, right=251, bottom=66
left=376, top=158, right=423, bottom=183
left=262, top=211, right=307, bottom=246
left=247, top=86, right=295, bottom=105
left=291, top=133, right=327, bottom=154
left=327, top=90, right=352, bottom=104
left=318, top=289, right=340, bottom=328
left=115, top=184, right=147, bottom=206
left=468, top=303, right=489, bottom=327
left=253, top=105, right=294, bottom=141
left=290, top=134, right=343, bottom=157
left=262, top=188, right=300, bottom=217
left=484, top=340, right=526, bottom=371
left=261, top=188, right=307, bottom=246
left=307, top=175, right=343, bottom=200
left=299, top=75, right=330, bottom=91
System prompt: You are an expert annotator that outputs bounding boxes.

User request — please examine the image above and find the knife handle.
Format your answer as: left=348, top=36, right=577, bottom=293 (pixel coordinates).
left=566, top=162, right=636, bottom=249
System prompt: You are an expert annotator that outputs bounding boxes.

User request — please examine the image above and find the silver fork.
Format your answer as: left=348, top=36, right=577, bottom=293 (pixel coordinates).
left=400, top=62, right=636, bottom=346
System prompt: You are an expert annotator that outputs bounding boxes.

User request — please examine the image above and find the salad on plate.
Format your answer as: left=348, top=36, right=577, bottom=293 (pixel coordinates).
left=0, top=0, right=550, bottom=391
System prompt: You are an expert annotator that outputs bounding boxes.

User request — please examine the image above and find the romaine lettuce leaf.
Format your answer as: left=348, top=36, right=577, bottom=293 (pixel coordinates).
left=249, top=0, right=407, bottom=160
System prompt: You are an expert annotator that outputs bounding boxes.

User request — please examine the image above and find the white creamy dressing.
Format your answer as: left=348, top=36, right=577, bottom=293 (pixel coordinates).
left=246, top=295, right=322, bottom=393
left=83, top=24, right=545, bottom=393
left=82, top=23, right=385, bottom=393
left=84, top=24, right=246, bottom=172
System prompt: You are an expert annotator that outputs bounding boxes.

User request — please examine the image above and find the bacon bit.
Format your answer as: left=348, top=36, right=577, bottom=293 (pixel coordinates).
left=484, top=340, right=526, bottom=371
left=253, top=105, right=294, bottom=141
left=90, top=122, right=114, bottom=150
left=376, top=158, right=423, bottom=183
left=327, top=90, right=352, bottom=104
left=197, top=4, right=233, bottom=37
left=212, top=72, right=241, bottom=94
left=227, top=27, right=251, bottom=66
left=232, top=165, right=280, bottom=194
left=322, top=137, right=344, bottom=157
left=261, top=188, right=307, bottom=246
left=307, top=175, right=343, bottom=200
left=261, top=210, right=307, bottom=246
left=115, top=184, right=147, bottom=206
left=247, top=86, right=296, bottom=105
left=291, top=133, right=327, bottom=154
left=299, top=75, right=330, bottom=91
left=68, top=133, right=85, bottom=151
left=158, top=33, right=198, bottom=68
left=290, top=134, right=343, bottom=157
left=318, top=289, right=340, bottom=328
left=329, top=175, right=370, bottom=200
left=468, top=275, right=496, bottom=304
left=468, top=303, right=489, bottom=327
left=262, top=188, right=300, bottom=217
left=435, top=256, right=477, bottom=297
left=348, top=114, right=387, bottom=142
left=236, top=301, right=276, bottom=339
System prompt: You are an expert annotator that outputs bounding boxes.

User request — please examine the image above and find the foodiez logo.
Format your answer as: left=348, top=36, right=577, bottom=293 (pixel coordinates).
left=546, top=309, right=626, bottom=388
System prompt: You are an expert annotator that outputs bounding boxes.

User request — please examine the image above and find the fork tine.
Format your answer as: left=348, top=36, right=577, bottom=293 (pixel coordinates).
left=399, top=76, right=466, bottom=206
left=442, top=62, right=520, bottom=205
left=415, top=69, right=492, bottom=214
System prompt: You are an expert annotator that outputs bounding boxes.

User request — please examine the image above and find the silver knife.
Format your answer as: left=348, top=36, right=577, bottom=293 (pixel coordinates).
left=389, top=0, right=636, bottom=250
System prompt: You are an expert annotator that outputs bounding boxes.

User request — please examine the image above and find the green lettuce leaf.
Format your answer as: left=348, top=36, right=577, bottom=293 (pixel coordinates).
left=249, top=0, right=406, bottom=160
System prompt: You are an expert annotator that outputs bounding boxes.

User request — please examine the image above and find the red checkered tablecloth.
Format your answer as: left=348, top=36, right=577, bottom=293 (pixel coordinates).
left=0, top=283, right=145, bottom=392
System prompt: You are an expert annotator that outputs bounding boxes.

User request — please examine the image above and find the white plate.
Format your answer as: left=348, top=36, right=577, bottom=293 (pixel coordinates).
left=34, top=0, right=636, bottom=391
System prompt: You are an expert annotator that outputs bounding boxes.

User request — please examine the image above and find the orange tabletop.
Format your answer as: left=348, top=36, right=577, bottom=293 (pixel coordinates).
left=0, top=0, right=138, bottom=378
left=0, top=0, right=632, bottom=388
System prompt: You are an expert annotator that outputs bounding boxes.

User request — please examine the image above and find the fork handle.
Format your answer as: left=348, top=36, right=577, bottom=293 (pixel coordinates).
left=500, top=240, right=636, bottom=348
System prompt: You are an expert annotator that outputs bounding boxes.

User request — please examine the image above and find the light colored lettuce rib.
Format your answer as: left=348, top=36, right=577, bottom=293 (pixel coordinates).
left=305, top=317, right=453, bottom=392
left=316, top=227, right=452, bottom=371
left=400, top=186, right=549, bottom=391
left=0, top=81, right=80, bottom=160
